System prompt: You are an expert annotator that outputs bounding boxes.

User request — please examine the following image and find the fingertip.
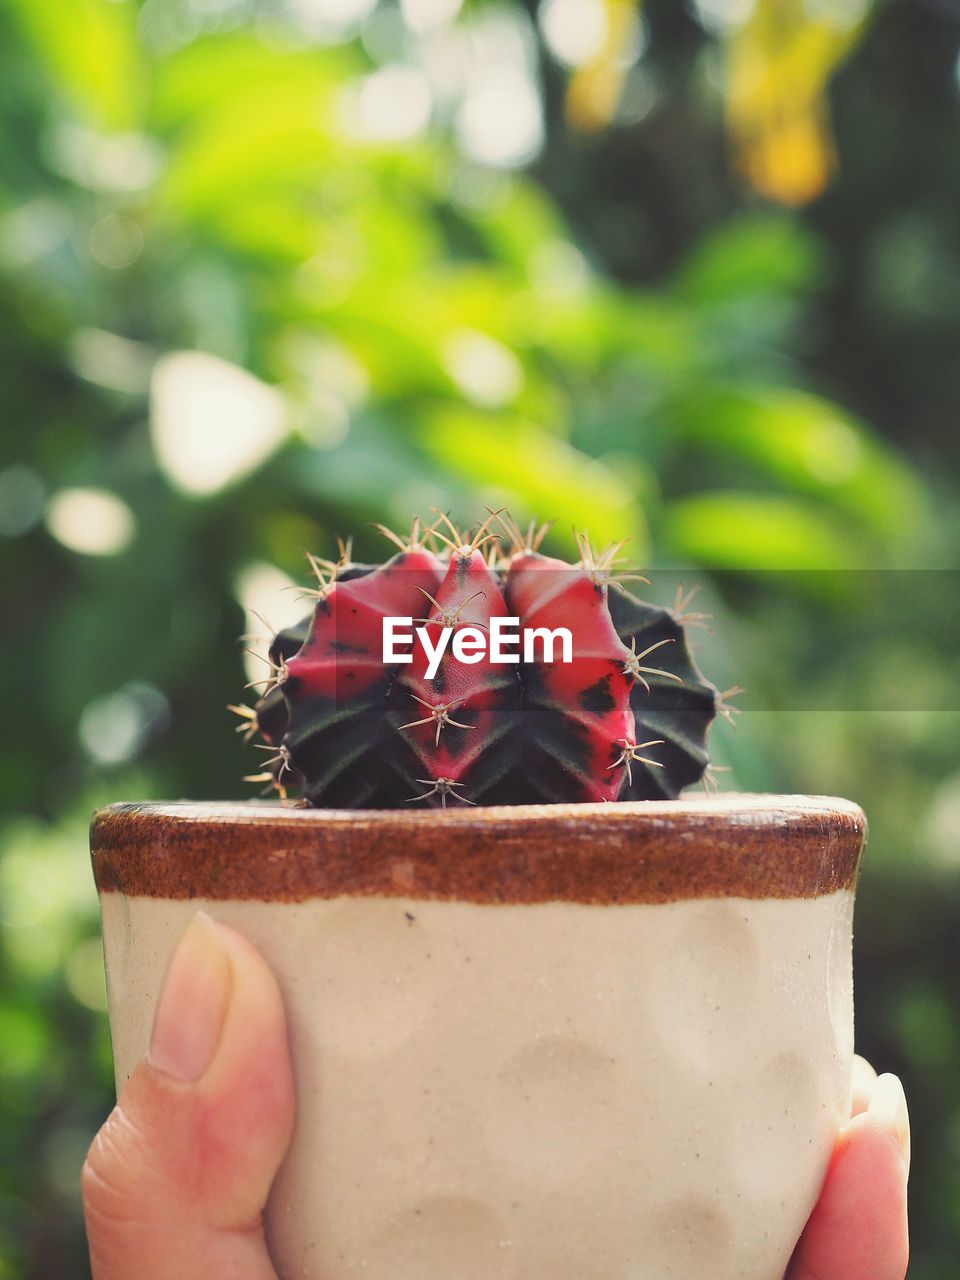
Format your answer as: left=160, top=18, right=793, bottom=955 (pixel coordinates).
left=850, top=1053, right=878, bottom=1118
left=788, top=1108, right=909, bottom=1280
left=148, top=912, right=232, bottom=1084
left=868, top=1073, right=910, bottom=1173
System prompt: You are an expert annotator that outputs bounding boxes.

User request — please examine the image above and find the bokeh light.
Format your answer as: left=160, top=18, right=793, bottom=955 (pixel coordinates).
left=78, top=683, right=171, bottom=766
left=45, top=488, right=136, bottom=556
left=539, top=0, right=609, bottom=67
left=150, top=352, right=289, bottom=496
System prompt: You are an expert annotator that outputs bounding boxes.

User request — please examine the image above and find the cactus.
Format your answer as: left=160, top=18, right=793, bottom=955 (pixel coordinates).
left=235, top=514, right=726, bottom=808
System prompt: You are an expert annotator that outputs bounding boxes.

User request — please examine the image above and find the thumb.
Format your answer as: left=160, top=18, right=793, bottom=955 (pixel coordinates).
left=83, top=912, right=295, bottom=1280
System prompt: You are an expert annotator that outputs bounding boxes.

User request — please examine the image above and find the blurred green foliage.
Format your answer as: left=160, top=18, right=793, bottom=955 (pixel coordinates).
left=0, top=0, right=957, bottom=1276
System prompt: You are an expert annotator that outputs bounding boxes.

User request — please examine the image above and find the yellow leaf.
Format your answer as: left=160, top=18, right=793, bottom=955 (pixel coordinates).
left=724, top=0, right=871, bottom=206
left=566, top=0, right=638, bottom=132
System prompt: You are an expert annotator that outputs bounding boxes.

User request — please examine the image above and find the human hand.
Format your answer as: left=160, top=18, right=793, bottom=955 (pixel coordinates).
left=83, top=913, right=909, bottom=1280
left=82, top=912, right=294, bottom=1280
left=787, top=1053, right=910, bottom=1279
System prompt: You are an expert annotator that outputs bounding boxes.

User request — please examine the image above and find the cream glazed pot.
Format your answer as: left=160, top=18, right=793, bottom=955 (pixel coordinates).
left=91, top=794, right=865, bottom=1280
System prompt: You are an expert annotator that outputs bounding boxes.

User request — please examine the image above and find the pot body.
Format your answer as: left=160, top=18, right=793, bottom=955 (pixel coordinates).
left=92, top=796, right=865, bottom=1280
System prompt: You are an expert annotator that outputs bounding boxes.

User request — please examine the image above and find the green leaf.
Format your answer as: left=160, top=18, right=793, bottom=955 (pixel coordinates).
left=464, top=176, right=573, bottom=274
left=515, top=285, right=696, bottom=375
left=207, top=192, right=328, bottom=263
left=675, top=214, right=825, bottom=304
left=9, top=0, right=144, bottom=130
left=159, top=78, right=341, bottom=220
left=0, top=1005, right=51, bottom=1083
left=661, top=491, right=863, bottom=569
left=418, top=406, right=649, bottom=554
left=156, top=45, right=439, bottom=230
left=671, top=383, right=926, bottom=547
left=150, top=33, right=352, bottom=129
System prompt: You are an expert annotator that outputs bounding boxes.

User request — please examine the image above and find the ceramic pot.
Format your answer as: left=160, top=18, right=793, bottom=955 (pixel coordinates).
left=91, top=794, right=865, bottom=1280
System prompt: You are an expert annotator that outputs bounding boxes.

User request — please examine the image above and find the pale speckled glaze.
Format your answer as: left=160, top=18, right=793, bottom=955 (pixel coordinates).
left=94, top=798, right=863, bottom=1280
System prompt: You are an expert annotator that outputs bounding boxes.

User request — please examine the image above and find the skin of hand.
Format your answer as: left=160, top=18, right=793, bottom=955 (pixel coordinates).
left=82, top=912, right=910, bottom=1280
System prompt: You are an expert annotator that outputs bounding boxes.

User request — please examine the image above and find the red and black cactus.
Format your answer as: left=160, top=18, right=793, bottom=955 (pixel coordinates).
left=233, top=514, right=727, bottom=808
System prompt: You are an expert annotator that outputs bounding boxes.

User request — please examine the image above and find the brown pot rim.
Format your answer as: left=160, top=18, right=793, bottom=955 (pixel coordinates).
left=90, top=794, right=865, bottom=906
